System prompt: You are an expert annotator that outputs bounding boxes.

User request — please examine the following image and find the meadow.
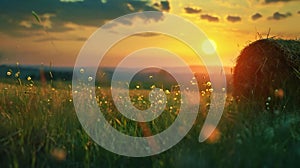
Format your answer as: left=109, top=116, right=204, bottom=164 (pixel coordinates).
left=0, top=75, right=300, bottom=168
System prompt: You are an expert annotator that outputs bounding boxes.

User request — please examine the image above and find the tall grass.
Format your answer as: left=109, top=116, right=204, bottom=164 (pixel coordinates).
left=0, top=80, right=299, bottom=167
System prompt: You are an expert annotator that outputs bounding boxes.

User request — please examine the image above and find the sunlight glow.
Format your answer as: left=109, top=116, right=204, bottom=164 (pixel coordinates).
left=202, top=39, right=217, bottom=55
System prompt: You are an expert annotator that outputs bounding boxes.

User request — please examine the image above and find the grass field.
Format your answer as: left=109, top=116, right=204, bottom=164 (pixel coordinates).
left=0, top=78, right=300, bottom=167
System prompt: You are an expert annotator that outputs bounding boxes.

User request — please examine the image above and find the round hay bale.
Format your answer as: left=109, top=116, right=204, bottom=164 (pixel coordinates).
left=233, top=38, right=300, bottom=110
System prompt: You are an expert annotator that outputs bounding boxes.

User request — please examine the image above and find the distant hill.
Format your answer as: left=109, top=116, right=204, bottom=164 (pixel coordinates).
left=0, top=65, right=233, bottom=89
left=0, top=65, right=73, bottom=81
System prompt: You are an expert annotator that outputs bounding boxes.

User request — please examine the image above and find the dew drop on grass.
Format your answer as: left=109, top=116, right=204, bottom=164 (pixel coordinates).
left=80, top=68, right=85, bottom=74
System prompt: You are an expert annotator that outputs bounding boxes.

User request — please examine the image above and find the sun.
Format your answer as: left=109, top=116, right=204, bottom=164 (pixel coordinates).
left=202, top=39, right=217, bottom=54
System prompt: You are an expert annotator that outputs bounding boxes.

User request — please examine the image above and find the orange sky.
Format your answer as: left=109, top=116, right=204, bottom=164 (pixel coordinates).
left=0, top=0, right=299, bottom=67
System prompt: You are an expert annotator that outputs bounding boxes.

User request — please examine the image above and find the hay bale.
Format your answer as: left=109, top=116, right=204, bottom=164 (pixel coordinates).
left=233, top=38, right=300, bottom=110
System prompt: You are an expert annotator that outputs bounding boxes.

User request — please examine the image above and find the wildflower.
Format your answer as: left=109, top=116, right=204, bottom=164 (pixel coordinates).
left=15, top=72, right=20, bottom=78
left=274, top=89, right=284, bottom=99
left=206, top=81, right=212, bottom=87
left=88, top=76, right=93, bottom=82
left=165, top=89, right=170, bottom=95
left=6, top=71, right=12, bottom=76
left=27, top=76, right=31, bottom=81
left=136, top=85, right=140, bottom=89
left=201, top=125, right=221, bottom=144
left=51, top=148, right=67, bottom=161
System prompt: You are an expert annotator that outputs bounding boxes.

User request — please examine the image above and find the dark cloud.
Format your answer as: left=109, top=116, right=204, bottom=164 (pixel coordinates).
left=268, top=12, right=292, bottom=20
left=132, top=32, right=161, bottom=37
left=161, top=1, right=170, bottom=11
left=252, top=13, right=263, bottom=20
left=184, top=7, right=201, bottom=14
left=0, top=0, right=165, bottom=37
left=153, top=1, right=170, bottom=12
left=227, top=15, right=242, bottom=23
left=75, top=37, right=88, bottom=41
left=33, top=36, right=87, bottom=42
left=200, top=14, right=219, bottom=22
left=264, top=0, right=291, bottom=3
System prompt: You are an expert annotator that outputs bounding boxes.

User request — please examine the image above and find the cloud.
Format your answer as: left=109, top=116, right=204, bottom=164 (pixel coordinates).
left=251, top=13, right=263, bottom=20
left=33, top=36, right=87, bottom=42
left=153, top=1, right=170, bottom=12
left=161, top=1, right=170, bottom=11
left=184, top=7, right=201, bottom=14
left=132, top=32, right=161, bottom=37
left=0, top=0, right=165, bottom=37
left=268, top=12, right=292, bottom=20
left=264, top=0, right=291, bottom=3
left=227, top=15, right=242, bottom=22
left=200, top=14, right=219, bottom=22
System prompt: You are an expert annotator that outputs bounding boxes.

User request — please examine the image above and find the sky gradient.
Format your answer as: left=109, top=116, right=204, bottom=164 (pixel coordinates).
left=0, top=0, right=299, bottom=67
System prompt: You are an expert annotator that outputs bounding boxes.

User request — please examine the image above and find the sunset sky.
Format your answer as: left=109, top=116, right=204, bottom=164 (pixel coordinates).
left=0, top=0, right=299, bottom=67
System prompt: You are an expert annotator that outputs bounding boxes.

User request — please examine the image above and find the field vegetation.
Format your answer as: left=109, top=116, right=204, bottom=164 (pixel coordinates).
left=0, top=73, right=300, bottom=167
